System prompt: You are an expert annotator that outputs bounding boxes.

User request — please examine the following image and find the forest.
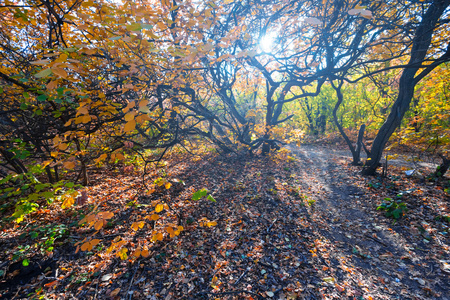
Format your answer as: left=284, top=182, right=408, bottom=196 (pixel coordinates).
left=0, top=0, right=449, bottom=299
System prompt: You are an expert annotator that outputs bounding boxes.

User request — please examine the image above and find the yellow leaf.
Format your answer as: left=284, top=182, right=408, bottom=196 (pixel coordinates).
left=207, top=221, right=217, bottom=227
left=124, top=120, right=136, bottom=132
left=118, top=247, right=128, bottom=260
left=155, top=204, right=164, bottom=213
left=131, top=221, right=145, bottom=231
left=165, top=182, right=172, bottom=189
left=59, top=53, right=68, bottom=61
left=62, top=196, right=75, bottom=209
left=41, top=160, right=52, bottom=168
left=63, top=161, right=76, bottom=169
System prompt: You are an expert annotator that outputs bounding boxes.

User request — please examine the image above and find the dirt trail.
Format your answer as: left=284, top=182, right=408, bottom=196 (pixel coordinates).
left=286, top=143, right=449, bottom=300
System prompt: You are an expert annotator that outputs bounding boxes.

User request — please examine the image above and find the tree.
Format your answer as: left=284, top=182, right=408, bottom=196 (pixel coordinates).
left=362, top=0, right=450, bottom=175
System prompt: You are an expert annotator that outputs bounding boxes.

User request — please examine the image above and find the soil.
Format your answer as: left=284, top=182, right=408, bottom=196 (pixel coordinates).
left=0, top=143, right=449, bottom=299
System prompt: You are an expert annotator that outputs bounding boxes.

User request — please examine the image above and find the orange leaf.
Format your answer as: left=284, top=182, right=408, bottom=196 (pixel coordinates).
left=151, top=214, right=159, bottom=221
left=139, top=100, right=149, bottom=107
left=94, top=220, right=104, bottom=231
left=133, top=248, right=141, bottom=258
left=124, top=120, right=136, bottom=132
left=44, top=280, right=58, bottom=288
left=141, top=248, right=150, bottom=257
left=51, top=66, right=68, bottom=78
left=63, top=161, right=76, bottom=169
left=46, top=80, right=58, bottom=90
left=77, top=106, right=89, bottom=115
left=110, top=288, right=121, bottom=297
left=124, top=111, right=136, bottom=122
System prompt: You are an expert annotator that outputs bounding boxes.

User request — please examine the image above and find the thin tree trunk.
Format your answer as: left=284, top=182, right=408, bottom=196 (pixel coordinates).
left=331, top=81, right=361, bottom=165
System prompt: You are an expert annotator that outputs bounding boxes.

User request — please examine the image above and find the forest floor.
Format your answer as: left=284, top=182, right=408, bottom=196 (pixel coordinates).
left=0, top=140, right=449, bottom=300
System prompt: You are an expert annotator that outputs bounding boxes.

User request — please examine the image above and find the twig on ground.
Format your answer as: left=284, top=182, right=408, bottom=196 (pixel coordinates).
left=186, top=290, right=265, bottom=300
left=267, top=218, right=277, bottom=232
left=234, top=266, right=251, bottom=286
left=364, top=234, right=388, bottom=247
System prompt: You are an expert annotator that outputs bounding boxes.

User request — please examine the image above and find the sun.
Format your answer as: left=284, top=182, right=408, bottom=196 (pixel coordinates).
left=259, top=33, right=276, bottom=53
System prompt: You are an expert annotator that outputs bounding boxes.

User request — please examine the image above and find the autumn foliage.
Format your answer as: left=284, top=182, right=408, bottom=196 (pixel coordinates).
left=0, top=0, right=449, bottom=298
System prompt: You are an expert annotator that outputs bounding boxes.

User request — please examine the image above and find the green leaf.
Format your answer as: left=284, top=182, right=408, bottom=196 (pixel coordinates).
left=65, top=182, right=74, bottom=188
left=192, top=189, right=208, bottom=201
left=35, top=68, right=52, bottom=78
left=127, top=23, right=142, bottom=31
left=22, top=259, right=29, bottom=267
left=108, top=36, right=122, bottom=41
left=207, top=194, right=216, bottom=203
left=141, top=24, right=153, bottom=30
left=37, top=94, right=47, bottom=101
left=20, top=103, right=28, bottom=110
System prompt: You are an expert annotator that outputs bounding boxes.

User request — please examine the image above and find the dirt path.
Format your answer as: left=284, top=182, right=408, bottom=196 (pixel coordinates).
left=287, top=144, right=449, bottom=300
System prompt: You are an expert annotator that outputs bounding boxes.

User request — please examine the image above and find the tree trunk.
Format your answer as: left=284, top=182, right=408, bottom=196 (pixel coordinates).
left=331, top=81, right=362, bottom=165
left=354, top=124, right=366, bottom=165
left=432, top=154, right=450, bottom=178
left=362, top=0, right=449, bottom=175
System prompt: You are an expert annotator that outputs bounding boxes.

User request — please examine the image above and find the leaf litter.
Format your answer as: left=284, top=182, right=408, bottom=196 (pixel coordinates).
left=0, top=142, right=449, bottom=299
